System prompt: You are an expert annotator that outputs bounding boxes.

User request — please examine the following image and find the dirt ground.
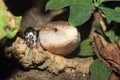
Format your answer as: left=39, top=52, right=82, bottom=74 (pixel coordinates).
left=0, top=47, right=90, bottom=80
left=0, top=58, right=90, bottom=80
left=8, top=69, right=90, bottom=80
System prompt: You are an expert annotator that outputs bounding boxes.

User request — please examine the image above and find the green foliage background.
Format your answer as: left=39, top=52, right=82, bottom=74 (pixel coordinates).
left=0, top=0, right=21, bottom=39
left=0, top=0, right=120, bottom=80
left=46, top=0, right=120, bottom=80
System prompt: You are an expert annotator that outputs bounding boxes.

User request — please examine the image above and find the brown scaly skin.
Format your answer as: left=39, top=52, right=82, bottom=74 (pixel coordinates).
left=23, top=21, right=80, bottom=56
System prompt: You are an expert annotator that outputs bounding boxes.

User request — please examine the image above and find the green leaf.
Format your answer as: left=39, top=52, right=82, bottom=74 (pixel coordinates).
left=0, top=28, right=6, bottom=39
left=68, top=0, right=93, bottom=26
left=0, top=0, right=3, bottom=11
left=115, top=6, right=120, bottom=12
left=0, top=1, right=22, bottom=39
left=0, top=12, right=7, bottom=28
left=6, top=29, right=18, bottom=38
left=93, top=21, right=105, bottom=36
left=46, top=0, right=73, bottom=10
left=90, top=59, right=112, bottom=80
left=93, top=22, right=106, bottom=37
left=0, top=12, right=21, bottom=39
left=0, top=7, right=7, bottom=39
left=101, top=0, right=120, bottom=3
left=106, top=18, right=112, bottom=24
left=79, top=38, right=94, bottom=56
left=46, top=0, right=91, bottom=10
left=6, top=16, right=21, bottom=38
left=105, top=30, right=120, bottom=42
left=100, top=7, right=120, bottom=23
left=93, top=21, right=111, bottom=42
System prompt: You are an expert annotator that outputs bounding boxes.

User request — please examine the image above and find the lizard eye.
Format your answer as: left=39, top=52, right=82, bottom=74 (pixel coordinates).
left=53, top=27, right=58, bottom=32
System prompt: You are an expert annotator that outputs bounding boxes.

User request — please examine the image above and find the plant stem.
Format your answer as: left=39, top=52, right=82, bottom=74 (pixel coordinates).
left=94, top=11, right=107, bottom=31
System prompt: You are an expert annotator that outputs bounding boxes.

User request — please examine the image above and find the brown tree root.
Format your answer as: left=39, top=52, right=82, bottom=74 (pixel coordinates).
left=92, top=35, right=120, bottom=80
left=5, top=37, right=93, bottom=74
left=92, top=35, right=120, bottom=73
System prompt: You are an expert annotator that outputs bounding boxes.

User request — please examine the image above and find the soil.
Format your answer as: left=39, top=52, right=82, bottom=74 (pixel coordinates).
left=0, top=60, right=90, bottom=80
left=0, top=47, right=90, bottom=80
left=8, top=69, right=90, bottom=80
